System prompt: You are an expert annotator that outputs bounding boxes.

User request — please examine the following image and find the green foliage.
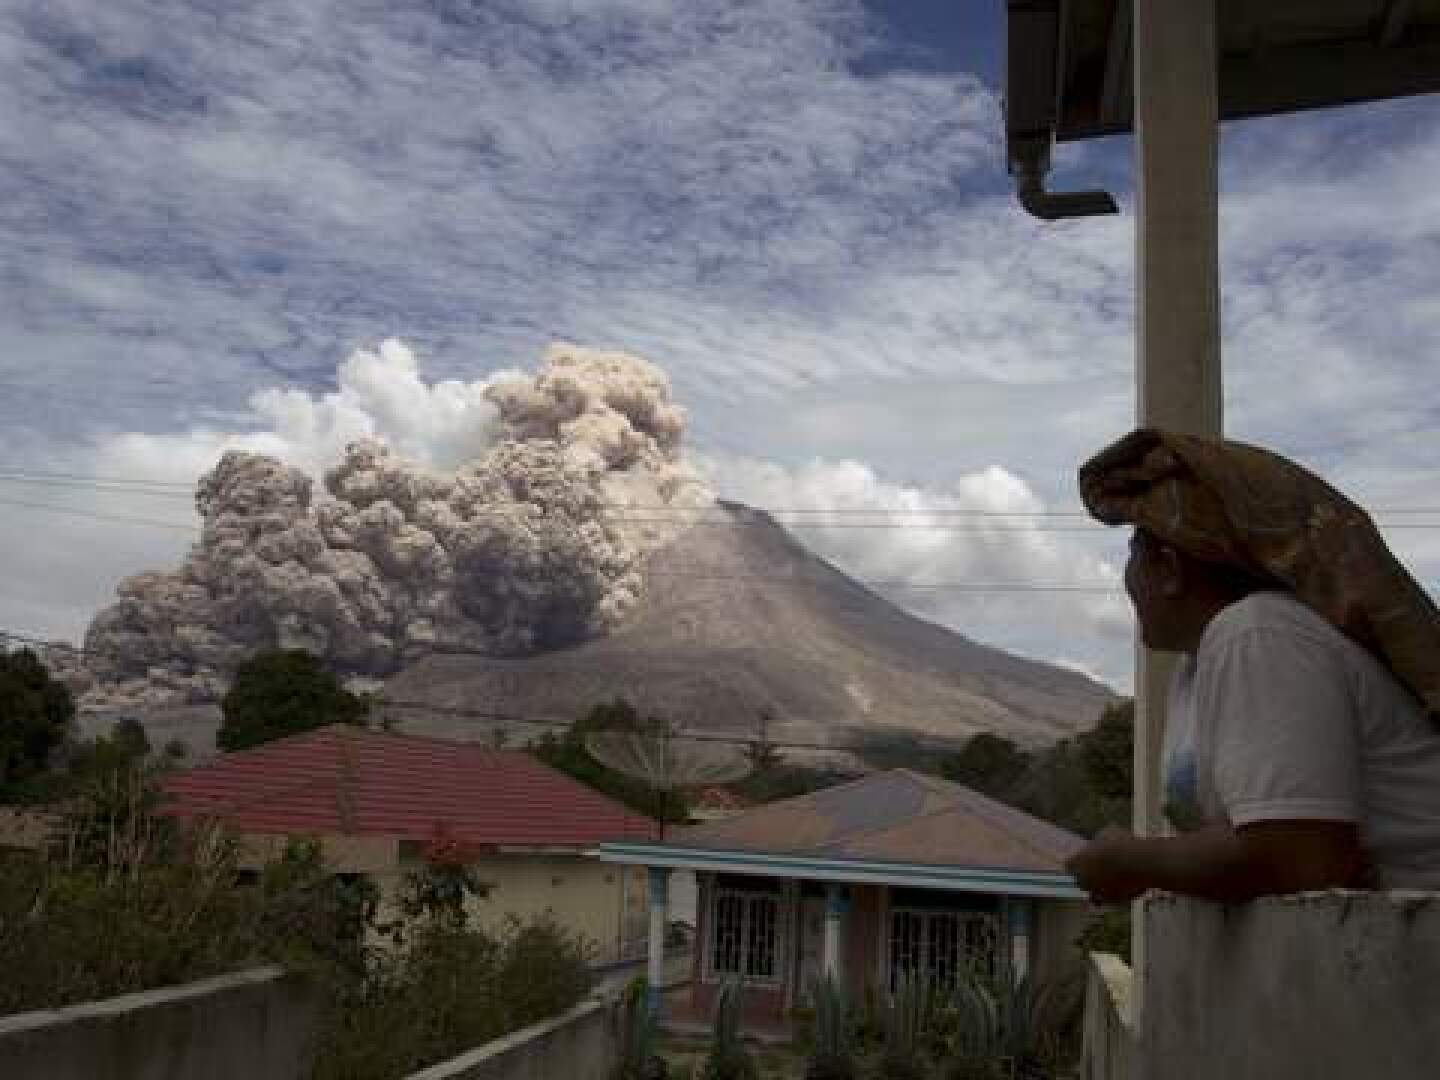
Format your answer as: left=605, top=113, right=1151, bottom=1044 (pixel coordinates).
left=1076, top=906, right=1132, bottom=964
left=928, top=967, right=1084, bottom=1080
left=312, top=913, right=594, bottom=1080
left=732, top=761, right=853, bottom=804
left=613, top=977, right=668, bottom=1080
left=804, top=976, right=858, bottom=1080
left=702, top=980, right=759, bottom=1080
left=938, top=700, right=1134, bottom=838
left=940, top=733, right=1031, bottom=799
left=0, top=648, right=75, bottom=798
left=1, top=764, right=596, bottom=1080
left=531, top=698, right=689, bottom=824
left=0, top=766, right=346, bottom=1014
left=219, top=649, right=368, bottom=752
left=881, top=973, right=939, bottom=1080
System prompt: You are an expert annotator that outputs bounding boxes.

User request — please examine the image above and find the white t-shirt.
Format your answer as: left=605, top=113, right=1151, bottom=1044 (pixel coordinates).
left=1162, top=590, right=1440, bottom=890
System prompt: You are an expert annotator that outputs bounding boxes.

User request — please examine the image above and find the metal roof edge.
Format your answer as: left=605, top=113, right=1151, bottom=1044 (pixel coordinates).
left=596, top=842, right=1085, bottom=899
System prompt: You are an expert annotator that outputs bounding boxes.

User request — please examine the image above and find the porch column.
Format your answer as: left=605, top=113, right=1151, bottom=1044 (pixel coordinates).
left=647, top=866, right=670, bottom=1018
left=822, top=884, right=846, bottom=981
left=1133, top=0, right=1223, bottom=1023
left=1004, top=898, right=1033, bottom=985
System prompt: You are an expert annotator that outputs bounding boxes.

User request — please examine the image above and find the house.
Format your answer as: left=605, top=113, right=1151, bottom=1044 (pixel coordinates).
left=161, top=724, right=658, bottom=963
left=599, top=769, right=1090, bottom=1033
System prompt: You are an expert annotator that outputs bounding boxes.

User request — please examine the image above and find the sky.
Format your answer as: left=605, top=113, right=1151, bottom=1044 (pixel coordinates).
left=2, top=0, right=1439, bottom=694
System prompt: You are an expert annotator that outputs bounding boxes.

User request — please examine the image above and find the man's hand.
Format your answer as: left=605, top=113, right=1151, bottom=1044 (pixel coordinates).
left=1065, top=827, right=1149, bottom=904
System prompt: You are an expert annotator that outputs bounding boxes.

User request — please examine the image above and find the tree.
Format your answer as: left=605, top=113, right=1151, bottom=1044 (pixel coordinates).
left=1078, top=699, right=1133, bottom=806
left=941, top=731, right=1032, bottom=799
left=219, top=649, right=368, bottom=752
left=110, top=717, right=151, bottom=760
left=0, top=648, right=75, bottom=797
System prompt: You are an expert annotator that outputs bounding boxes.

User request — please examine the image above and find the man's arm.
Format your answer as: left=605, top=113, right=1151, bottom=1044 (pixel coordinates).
left=1065, top=819, right=1365, bottom=904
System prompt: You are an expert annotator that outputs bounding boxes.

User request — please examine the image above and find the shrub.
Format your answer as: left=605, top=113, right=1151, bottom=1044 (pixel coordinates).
left=701, top=979, right=759, bottom=1080
left=311, top=913, right=594, bottom=1080
left=0, top=764, right=343, bottom=1014
left=613, top=977, right=668, bottom=1080
left=805, top=975, right=858, bottom=1080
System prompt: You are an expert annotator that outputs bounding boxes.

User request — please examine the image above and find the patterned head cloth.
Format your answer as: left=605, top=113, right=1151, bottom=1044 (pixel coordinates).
left=1079, top=428, right=1440, bottom=716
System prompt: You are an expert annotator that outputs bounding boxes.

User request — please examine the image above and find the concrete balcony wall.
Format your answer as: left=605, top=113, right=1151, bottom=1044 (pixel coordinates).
left=0, top=966, right=317, bottom=1080
left=405, top=996, right=618, bottom=1080
left=1141, top=891, right=1440, bottom=1079
left=1080, top=952, right=1134, bottom=1080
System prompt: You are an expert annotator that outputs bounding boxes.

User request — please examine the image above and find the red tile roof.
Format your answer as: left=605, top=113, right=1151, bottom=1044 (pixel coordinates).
left=160, top=725, right=657, bottom=847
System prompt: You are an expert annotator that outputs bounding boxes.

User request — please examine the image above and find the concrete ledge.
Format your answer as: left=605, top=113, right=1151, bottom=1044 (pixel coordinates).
left=1142, top=890, right=1440, bottom=1079
left=1080, top=951, right=1134, bottom=1080
left=0, top=965, right=318, bottom=1080
left=406, top=996, right=617, bottom=1080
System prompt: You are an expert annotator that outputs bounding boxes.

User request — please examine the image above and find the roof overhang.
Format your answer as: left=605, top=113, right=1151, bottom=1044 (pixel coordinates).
left=597, top=842, right=1085, bottom=900
left=1006, top=0, right=1440, bottom=218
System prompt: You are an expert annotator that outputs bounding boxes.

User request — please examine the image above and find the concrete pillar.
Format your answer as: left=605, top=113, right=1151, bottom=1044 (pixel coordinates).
left=1005, top=898, right=1032, bottom=985
left=822, top=884, right=845, bottom=982
left=1132, top=0, right=1223, bottom=1026
left=647, top=867, right=670, bottom=1017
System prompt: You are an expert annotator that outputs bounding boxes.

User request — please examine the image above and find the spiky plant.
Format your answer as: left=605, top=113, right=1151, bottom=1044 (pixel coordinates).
left=701, top=979, right=759, bottom=1080
left=613, top=977, right=668, bottom=1080
left=804, top=975, right=858, bottom=1080
left=934, top=964, right=1085, bottom=1080
left=879, top=973, right=937, bottom=1080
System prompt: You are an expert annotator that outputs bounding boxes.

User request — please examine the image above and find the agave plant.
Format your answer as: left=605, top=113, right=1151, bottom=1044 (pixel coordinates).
left=804, top=975, right=858, bottom=1080
left=613, top=977, right=668, bottom=1080
left=879, top=972, right=938, bottom=1080
left=993, top=972, right=1084, bottom=1078
left=701, top=979, right=758, bottom=1080
left=935, top=964, right=1085, bottom=1080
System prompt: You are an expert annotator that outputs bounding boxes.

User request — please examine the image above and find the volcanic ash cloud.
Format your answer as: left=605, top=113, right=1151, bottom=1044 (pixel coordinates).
left=75, top=342, right=711, bottom=708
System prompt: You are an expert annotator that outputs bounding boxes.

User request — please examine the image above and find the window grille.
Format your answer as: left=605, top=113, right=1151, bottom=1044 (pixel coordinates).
left=888, top=907, right=998, bottom=990
left=710, top=888, right=781, bottom=983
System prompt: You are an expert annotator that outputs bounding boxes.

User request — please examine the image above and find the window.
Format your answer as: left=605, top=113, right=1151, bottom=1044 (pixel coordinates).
left=888, top=907, right=999, bottom=989
left=710, top=888, right=782, bottom=983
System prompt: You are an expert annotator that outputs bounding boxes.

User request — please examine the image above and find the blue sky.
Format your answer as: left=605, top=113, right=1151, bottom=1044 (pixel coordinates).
left=2, top=0, right=1439, bottom=692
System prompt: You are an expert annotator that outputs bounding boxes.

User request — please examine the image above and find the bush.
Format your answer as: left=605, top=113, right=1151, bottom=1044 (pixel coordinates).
left=0, top=766, right=597, bottom=1080
left=0, top=764, right=344, bottom=1014
left=312, top=914, right=594, bottom=1080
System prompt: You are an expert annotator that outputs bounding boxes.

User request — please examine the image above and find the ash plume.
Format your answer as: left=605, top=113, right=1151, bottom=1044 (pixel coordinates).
left=76, top=342, right=711, bottom=709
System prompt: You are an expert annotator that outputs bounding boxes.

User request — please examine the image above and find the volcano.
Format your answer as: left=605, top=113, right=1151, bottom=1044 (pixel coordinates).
left=381, top=502, right=1115, bottom=756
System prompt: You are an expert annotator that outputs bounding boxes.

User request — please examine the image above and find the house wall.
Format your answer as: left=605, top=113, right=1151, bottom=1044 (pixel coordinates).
left=376, top=852, right=631, bottom=964
left=838, top=883, right=884, bottom=996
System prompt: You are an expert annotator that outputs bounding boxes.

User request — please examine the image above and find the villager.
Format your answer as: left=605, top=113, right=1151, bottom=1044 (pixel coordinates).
left=1065, top=428, right=1440, bottom=902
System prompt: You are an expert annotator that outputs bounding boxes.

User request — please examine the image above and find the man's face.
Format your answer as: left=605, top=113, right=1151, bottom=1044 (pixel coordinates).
left=1124, top=530, right=1184, bottom=650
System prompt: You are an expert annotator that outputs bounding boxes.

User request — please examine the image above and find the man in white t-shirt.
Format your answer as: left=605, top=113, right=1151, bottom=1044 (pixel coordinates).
left=1066, top=528, right=1440, bottom=903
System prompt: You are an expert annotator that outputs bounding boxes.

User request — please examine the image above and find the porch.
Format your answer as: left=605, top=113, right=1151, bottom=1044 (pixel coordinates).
left=598, top=767, right=1092, bottom=1038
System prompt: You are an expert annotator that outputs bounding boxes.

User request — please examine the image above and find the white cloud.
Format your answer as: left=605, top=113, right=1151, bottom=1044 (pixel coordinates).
left=700, top=453, right=1134, bottom=687
left=1, top=1, right=1438, bottom=696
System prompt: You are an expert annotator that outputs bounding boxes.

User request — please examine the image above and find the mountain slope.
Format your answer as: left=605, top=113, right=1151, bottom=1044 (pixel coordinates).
left=383, top=502, right=1115, bottom=752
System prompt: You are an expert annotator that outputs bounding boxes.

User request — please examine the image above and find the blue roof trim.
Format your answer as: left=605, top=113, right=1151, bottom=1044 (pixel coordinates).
left=596, top=842, right=1085, bottom=899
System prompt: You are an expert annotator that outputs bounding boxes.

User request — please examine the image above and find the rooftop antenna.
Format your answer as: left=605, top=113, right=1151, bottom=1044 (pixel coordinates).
left=586, top=720, right=751, bottom=840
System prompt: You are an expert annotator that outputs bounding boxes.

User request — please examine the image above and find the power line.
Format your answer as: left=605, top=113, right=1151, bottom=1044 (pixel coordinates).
left=0, top=628, right=966, bottom=757
left=10, top=472, right=1440, bottom=533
